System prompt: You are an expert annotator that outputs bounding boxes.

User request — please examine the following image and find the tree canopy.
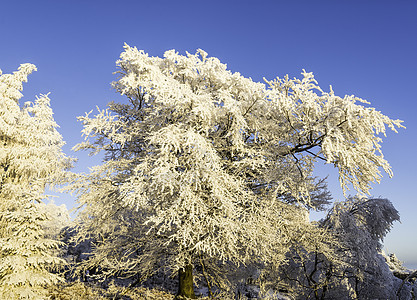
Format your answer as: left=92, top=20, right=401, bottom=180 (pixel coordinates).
left=67, top=45, right=404, bottom=298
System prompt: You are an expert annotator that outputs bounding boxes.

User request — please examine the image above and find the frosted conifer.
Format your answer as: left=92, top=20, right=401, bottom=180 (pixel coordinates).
left=0, top=65, right=73, bottom=299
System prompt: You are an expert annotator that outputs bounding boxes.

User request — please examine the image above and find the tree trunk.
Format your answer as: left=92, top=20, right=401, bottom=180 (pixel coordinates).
left=176, top=264, right=196, bottom=299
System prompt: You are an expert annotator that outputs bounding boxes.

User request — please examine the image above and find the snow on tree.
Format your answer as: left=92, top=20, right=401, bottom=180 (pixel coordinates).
left=69, top=45, right=403, bottom=298
left=380, top=251, right=417, bottom=299
left=275, top=196, right=401, bottom=299
left=37, top=200, right=71, bottom=240
left=321, top=196, right=402, bottom=299
left=0, top=65, right=73, bottom=299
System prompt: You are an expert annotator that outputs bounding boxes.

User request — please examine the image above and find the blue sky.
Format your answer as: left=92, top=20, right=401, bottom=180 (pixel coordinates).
left=1, top=1, right=416, bottom=268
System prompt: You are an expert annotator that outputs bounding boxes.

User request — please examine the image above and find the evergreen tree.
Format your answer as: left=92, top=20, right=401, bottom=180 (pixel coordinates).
left=0, top=64, right=73, bottom=299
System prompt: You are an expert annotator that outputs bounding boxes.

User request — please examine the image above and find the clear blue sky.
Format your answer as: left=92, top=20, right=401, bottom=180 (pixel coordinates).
left=1, top=1, right=416, bottom=268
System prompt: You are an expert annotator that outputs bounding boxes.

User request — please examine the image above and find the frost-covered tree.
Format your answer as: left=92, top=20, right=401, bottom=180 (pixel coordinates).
left=322, top=197, right=400, bottom=299
left=276, top=196, right=401, bottom=299
left=70, top=45, right=403, bottom=298
left=0, top=65, right=73, bottom=299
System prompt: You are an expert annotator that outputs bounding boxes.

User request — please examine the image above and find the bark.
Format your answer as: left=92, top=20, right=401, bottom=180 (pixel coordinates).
left=176, top=264, right=196, bottom=299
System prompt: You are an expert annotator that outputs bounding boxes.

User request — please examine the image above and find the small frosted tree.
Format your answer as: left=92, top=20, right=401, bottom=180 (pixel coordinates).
left=276, top=196, right=401, bottom=299
left=322, top=196, right=400, bottom=299
left=70, top=45, right=403, bottom=298
left=0, top=65, right=73, bottom=299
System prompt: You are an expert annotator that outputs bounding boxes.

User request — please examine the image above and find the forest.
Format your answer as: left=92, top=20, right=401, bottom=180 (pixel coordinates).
left=0, top=45, right=416, bottom=299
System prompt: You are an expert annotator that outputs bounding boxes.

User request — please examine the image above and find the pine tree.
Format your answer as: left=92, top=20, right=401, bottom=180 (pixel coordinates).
left=0, top=65, right=73, bottom=299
